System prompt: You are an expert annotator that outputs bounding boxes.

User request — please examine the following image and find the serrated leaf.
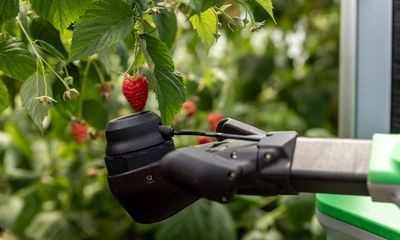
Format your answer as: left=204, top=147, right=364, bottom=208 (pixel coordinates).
left=35, top=40, right=67, bottom=61
left=30, top=18, right=68, bottom=60
left=0, top=34, right=36, bottom=80
left=190, top=8, right=217, bottom=49
left=153, top=10, right=177, bottom=48
left=140, top=34, right=173, bottom=69
left=69, top=0, right=134, bottom=61
left=255, top=0, right=276, bottom=23
left=29, top=0, right=91, bottom=32
left=0, top=80, right=9, bottom=113
left=140, top=35, right=185, bottom=124
left=0, top=0, right=19, bottom=24
left=20, top=72, right=52, bottom=132
left=154, top=67, right=186, bottom=124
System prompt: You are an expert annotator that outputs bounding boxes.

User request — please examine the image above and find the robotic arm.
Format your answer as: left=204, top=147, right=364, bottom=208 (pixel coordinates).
left=104, top=111, right=400, bottom=224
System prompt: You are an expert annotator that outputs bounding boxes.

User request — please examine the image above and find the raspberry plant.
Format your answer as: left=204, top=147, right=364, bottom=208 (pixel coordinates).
left=0, top=0, right=274, bottom=132
left=0, top=0, right=341, bottom=239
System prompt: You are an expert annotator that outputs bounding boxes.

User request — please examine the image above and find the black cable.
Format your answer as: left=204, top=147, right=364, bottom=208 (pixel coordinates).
left=172, top=130, right=263, bottom=142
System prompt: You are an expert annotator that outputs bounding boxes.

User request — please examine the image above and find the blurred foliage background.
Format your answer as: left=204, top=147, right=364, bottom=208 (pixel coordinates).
left=0, top=0, right=339, bottom=239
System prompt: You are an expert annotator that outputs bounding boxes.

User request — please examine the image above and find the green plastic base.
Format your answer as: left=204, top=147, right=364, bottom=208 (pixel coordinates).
left=316, top=194, right=400, bottom=239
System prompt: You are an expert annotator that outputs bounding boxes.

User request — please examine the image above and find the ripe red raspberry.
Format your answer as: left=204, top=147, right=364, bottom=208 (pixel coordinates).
left=207, top=112, right=223, bottom=131
left=70, top=121, right=88, bottom=144
left=197, top=136, right=212, bottom=144
left=122, top=74, right=149, bottom=112
left=182, top=100, right=197, bottom=117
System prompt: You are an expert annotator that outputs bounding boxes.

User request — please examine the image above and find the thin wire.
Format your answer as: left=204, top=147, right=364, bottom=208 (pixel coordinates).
left=173, top=130, right=263, bottom=142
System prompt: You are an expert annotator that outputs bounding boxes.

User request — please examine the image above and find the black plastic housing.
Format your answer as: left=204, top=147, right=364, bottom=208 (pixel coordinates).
left=105, top=112, right=199, bottom=223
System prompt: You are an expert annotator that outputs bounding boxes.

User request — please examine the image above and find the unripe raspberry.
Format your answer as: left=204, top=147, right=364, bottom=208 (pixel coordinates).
left=172, top=116, right=181, bottom=126
left=70, top=121, right=88, bottom=144
left=97, top=82, right=114, bottom=99
left=122, top=74, right=149, bottom=112
left=207, top=112, right=223, bottom=131
left=182, top=100, right=197, bottom=118
left=197, top=136, right=212, bottom=144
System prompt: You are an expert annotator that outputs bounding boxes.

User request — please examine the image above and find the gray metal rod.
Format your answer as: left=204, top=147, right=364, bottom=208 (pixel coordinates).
left=291, top=137, right=372, bottom=195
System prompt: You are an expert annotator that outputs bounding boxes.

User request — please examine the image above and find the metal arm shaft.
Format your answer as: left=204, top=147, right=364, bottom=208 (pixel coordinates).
left=291, top=137, right=371, bottom=195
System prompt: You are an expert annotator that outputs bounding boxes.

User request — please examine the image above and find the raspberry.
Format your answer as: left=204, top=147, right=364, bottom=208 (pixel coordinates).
left=70, top=121, right=88, bottom=144
left=207, top=112, right=223, bottom=131
left=172, top=116, right=181, bottom=126
left=97, top=82, right=114, bottom=99
left=197, top=136, right=212, bottom=144
left=122, top=74, right=149, bottom=112
left=182, top=100, right=197, bottom=117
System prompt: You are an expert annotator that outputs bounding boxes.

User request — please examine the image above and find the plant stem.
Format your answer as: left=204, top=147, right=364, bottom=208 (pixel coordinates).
left=16, top=17, right=41, bottom=58
left=124, top=33, right=141, bottom=74
left=237, top=0, right=255, bottom=23
left=16, top=17, right=50, bottom=96
left=213, top=6, right=234, bottom=22
left=42, top=59, right=70, bottom=90
left=79, top=61, right=92, bottom=119
left=93, top=61, right=106, bottom=83
left=16, top=16, right=70, bottom=92
left=63, top=64, right=70, bottom=77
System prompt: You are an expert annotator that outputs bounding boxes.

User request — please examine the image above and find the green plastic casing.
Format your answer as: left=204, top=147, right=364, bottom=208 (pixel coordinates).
left=368, top=134, right=400, bottom=184
left=316, top=134, right=400, bottom=239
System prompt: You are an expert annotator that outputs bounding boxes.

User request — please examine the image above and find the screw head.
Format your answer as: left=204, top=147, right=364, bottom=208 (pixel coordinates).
left=231, top=152, right=238, bottom=159
left=146, top=175, right=153, bottom=182
left=264, top=152, right=273, bottom=161
left=228, top=171, right=236, bottom=180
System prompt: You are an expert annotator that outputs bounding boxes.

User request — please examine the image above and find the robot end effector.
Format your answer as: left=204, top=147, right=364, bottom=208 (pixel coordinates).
left=104, top=111, right=400, bottom=224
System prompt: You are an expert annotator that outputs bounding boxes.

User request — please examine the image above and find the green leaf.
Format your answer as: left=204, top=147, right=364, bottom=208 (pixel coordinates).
left=0, top=79, right=9, bottom=113
left=20, top=72, right=52, bottom=132
left=176, top=0, right=222, bottom=13
left=254, top=0, right=276, bottom=23
left=140, top=35, right=185, bottom=124
left=200, top=0, right=223, bottom=12
left=208, top=203, right=236, bottom=240
left=5, top=123, right=33, bottom=159
left=25, top=211, right=77, bottom=240
left=140, top=34, right=174, bottom=69
left=82, top=99, right=108, bottom=129
left=1, top=75, right=20, bottom=108
left=69, top=0, right=134, bottom=61
left=0, top=195, right=24, bottom=230
left=0, top=0, right=19, bottom=24
left=178, top=0, right=202, bottom=13
left=30, top=18, right=68, bottom=60
left=153, top=10, right=177, bottom=48
left=35, top=40, right=67, bottom=61
left=0, top=34, right=36, bottom=80
left=29, top=0, right=91, bottom=32
left=189, top=8, right=217, bottom=49
left=155, top=200, right=235, bottom=240
left=154, top=68, right=186, bottom=124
